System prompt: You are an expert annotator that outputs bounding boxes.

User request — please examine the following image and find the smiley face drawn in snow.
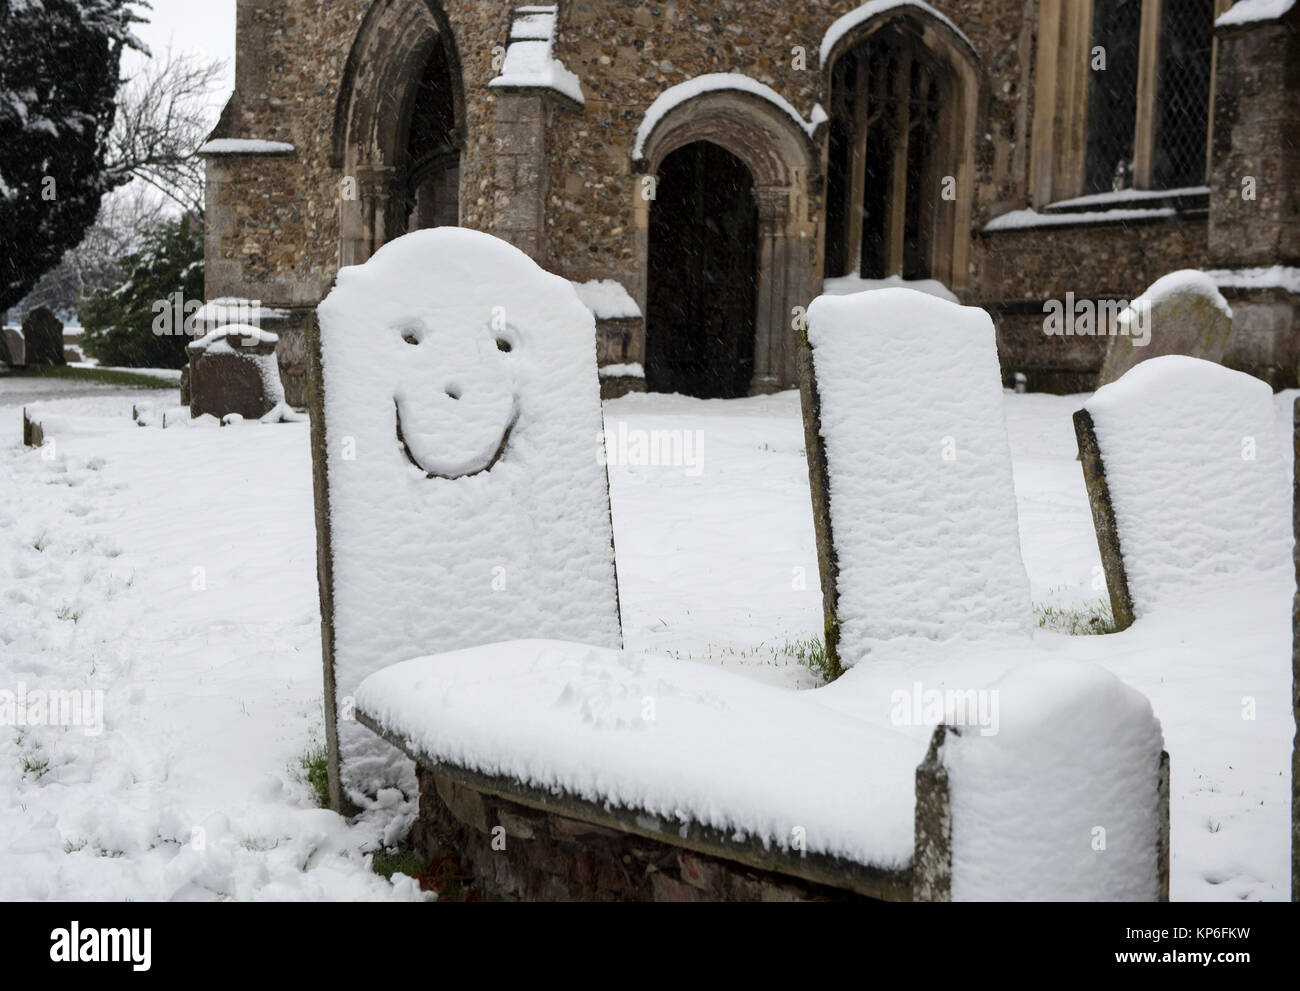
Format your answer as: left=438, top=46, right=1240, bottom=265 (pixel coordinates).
left=392, top=317, right=520, bottom=480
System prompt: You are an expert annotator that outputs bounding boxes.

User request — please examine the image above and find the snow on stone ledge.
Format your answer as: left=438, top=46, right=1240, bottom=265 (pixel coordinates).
left=197, top=139, right=296, bottom=156
left=189, top=323, right=280, bottom=350
left=632, top=74, right=824, bottom=161
left=823, top=273, right=958, bottom=304
left=1047, top=185, right=1209, bottom=211
left=571, top=279, right=642, bottom=320
left=1084, top=355, right=1291, bottom=615
left=194, top=297, right=293, bottom=327
left=806, top=288, right=1032, bottom=656
left=820, top=1, right=977, bottom=66
left=946, top=661, right=1165, bottom=901
left=489, top=5, right=585, bottom=105
left=598, top=362, right=644, bottom=380
left=984, top=206, right=1176, bottom=232
left=355, top=639, right=921, bottom=867
left=1207, top=265, right=1300, bottom=294
left=1217, top=0, right=1296, bottom=27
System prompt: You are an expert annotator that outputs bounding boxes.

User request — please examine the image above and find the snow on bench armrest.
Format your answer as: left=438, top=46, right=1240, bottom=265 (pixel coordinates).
left=354, top=639, right=923, bottom=872
left=311, top=228, right=622, bottom=803
left=922, top=661, right=1168, bottom=901
left=804, top=288, right=1032, bottom=670
left=1076, top=355, right=1290, bottom=626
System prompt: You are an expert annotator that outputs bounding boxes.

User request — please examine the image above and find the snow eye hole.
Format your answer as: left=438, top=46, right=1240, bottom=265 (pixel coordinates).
left=495, top=338, right=513, bottom=353
left=445, top=387, right=462, bottom=401
left=401, top=331, right=420, bottom=346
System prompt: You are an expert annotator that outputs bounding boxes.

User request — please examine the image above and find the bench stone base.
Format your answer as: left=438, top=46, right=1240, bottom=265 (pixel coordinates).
left=411, top=767, right=870, bottom=902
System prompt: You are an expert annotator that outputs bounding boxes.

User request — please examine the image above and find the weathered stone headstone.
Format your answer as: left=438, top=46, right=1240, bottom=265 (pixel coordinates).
left=801, top=288, right=1032, bottom=674
left=21, top=307, right=66, bottom=367
left=310, top=227, right=623, bottom=809
left=1099, top=270, right=1233, bottom=386
left=1076, top=356, right=1290, bottom=630
left=186, top=325, right=285, bottom=421
left=0, top=326, right=24, bottom=366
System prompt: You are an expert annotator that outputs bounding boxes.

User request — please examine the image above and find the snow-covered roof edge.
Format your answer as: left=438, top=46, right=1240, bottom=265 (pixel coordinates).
left=820, top=0, right=977, bottom=67
left=983, top=206, right=1177, bottom=232
left=632, top=74, right=825, bottom=161
left=1216, top=0, right=1296, bottom=28
left=197, top=139, right=296, bottom=156
left=489, top=5, right=585, bottom=105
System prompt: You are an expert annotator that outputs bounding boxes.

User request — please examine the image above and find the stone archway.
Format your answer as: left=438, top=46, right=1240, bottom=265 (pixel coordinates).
left=636, top=87, right=820, bottom=395
left=332, top=0, right=466, bottom=267
left=821, top=2, right=984, bottom=289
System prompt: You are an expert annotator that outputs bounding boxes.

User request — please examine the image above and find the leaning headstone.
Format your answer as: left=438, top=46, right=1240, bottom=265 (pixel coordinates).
left=1099, top=270, right=1233, bottom=386
left=801, top=288, right=1032, bottom=674
left=1, top=325, right=25, bottom=366
left=915, top=661, right=1168, bottom=901
left=1075, top=355, right=1289, bottom=630
left=21, top=307, right=66, bottom=367
left=310, top=227, right=623, bottom=808
left=186, top=325, right=285, bottom=421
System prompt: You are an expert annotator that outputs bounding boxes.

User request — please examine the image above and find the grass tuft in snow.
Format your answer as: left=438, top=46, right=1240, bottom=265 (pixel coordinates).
left=1033, top=597, right=1117, bottom=636
left=294, top=745, right=331, bottom=809
left=781, top=637, right=837, bottom=685
left=6, top=365, right=178, bottom=389
left=371, top=848, right=425, bottom=881
left=17, top=735, right=49, bottom=780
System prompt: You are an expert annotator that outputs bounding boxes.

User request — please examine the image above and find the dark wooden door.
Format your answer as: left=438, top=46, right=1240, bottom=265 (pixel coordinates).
left=646, top=142, right=758, bottom=399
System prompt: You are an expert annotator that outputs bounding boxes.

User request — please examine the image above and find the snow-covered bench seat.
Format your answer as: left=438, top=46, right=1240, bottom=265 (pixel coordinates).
left=1074, top=355, right=1291, bottom=630
left=354, top=641, right=1169, bottom=901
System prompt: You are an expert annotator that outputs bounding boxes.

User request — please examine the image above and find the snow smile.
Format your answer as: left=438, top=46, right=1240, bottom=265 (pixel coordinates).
left=394, top=394, right=518, bottom=480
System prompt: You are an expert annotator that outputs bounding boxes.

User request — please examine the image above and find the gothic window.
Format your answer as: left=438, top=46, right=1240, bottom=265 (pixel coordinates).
left=1082, top=0, right=1215, bottom=195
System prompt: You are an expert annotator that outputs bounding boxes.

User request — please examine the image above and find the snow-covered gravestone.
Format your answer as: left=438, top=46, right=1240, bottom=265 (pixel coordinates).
left=310, top=228, right=623, bottom=807
left=186, top=325, right=289, bottom=422
left=1074, top=355, right=1290, bottom=630
left=915, top=662, right=1169, bottom=901
left=1098, top=270, right=1233, bottom=387
left=801, top=288, right=1032, bottom=673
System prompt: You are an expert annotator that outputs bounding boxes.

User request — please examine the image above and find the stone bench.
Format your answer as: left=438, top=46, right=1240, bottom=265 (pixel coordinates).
left=311, top=232, right=1169, bottom=901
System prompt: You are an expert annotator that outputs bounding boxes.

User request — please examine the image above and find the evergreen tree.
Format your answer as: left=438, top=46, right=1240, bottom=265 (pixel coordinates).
left=79, top=213, right=202, bottom=369
left=0, top=0, right=147, bottom=312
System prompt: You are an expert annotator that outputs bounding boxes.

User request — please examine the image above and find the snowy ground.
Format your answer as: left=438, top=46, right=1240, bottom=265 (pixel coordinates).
left=0, top=378, right=1293, bottom=900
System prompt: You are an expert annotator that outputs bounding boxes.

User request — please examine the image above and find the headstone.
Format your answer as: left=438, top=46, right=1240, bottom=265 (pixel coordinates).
left=1099, top=270, right=1233, bottom=386
left=801, top=288, right=1032, bottom=674
left=1075, top=355, right=1290, bottom=629
left=915, top=661, right=1168, bottom=901
left=186, top=325, right=285, bottom=421
left=0, top=326, right=24, bottom=366
left=310, top=227, right=623, bottom=808
left=21, top=307, right=66, bottom=367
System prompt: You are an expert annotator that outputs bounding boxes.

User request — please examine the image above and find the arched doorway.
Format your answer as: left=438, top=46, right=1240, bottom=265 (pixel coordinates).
left=333, top=0, right=465, bottom=266
left=645, top=141, right=759, bottom=399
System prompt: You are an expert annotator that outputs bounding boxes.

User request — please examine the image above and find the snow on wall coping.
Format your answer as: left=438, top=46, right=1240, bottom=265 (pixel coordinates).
left=197, top=139, right=296, bottom=156
left=1048, top=185, right=1209, bottom=211
left=819, top=0, right=977, bottom=66
left=598, top=362, right=645, bottom=379
left=947, top=661, right=1164, bottom=901
left=806, top=288, right=1032, bottom=659
left=1084, top=355, right=1291, bottom=616
left=1207, top=265, right=1300, bottom=294
left=1217, top=0, right=1296, bottom=26
left=194, top=298, right=293, bottom=326
left=315, top=228, right=622, bottom=798
left=188, top=323, right=280, bottom=350
left=571, top=278, right=642, bottom=320
left=632, top=74, right=823, bottom=161
left=489, top=5, right=585, bottom=105
left=1117, top=269, right=1233, bottom=327
left=984, top=206, right=1176, bottom=232
left=355, top=639, right=922, bottom=867
left=823, top=273, right=958, bottom=304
